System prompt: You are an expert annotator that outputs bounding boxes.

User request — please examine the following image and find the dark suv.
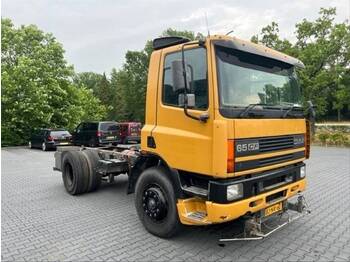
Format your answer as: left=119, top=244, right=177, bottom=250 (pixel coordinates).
left=29, top=129, right=72, bottom=151
left=72, top=121, right=120, bottom=147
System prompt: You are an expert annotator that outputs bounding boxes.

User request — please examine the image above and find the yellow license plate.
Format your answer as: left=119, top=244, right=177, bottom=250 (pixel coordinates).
left=265, top=202, right=282, bottom=217
left=106, top=136, right=115, bottom=140
left=59, top=142, right=69, bottom=145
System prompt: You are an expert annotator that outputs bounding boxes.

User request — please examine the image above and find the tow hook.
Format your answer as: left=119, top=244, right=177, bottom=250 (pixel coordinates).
left=219, top=194, right=311, bottom=242
left=288, top=194, right=311, bottom=214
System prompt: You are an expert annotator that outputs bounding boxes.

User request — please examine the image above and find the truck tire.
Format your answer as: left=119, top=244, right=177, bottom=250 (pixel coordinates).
left=62, top=151, right=89, bottom=195
left=135, top=167, right=181, bottom=238
left=81, top=150, right=101, bottom=192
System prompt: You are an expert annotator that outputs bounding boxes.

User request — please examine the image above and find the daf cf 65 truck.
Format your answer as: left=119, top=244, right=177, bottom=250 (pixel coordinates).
left=54, top=35, right=312, bottom=240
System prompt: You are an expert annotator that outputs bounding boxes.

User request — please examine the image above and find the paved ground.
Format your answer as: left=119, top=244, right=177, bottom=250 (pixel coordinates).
left=1, top=146, right=350, bottom=261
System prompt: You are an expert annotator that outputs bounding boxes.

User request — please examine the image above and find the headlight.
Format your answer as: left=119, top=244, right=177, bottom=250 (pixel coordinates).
left=300, top=166, right=306, bottom=178
left=227, top=183, right=243, bottom=201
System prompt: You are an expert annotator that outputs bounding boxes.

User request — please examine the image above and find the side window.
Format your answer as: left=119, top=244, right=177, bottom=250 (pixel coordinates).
left=76, top=123, right=84, bottom=132
left=88, top=123, right=97, bottom=131
left=40, top=130, right=47, bottom=137
left=163, top=47, right=208, bottom=110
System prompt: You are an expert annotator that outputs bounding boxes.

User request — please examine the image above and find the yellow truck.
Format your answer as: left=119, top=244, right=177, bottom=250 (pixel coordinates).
left=54, top=35, right=312, bottom=240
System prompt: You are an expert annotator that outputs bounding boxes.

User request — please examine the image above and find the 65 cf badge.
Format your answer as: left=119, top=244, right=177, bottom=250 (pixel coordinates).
left=235, top=140, right=260, bottom=156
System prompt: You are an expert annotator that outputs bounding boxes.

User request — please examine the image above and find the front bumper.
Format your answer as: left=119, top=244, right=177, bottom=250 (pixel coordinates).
left=177, top=178, right=306, bottom=225
left=209, top=163, right=305, bottom=204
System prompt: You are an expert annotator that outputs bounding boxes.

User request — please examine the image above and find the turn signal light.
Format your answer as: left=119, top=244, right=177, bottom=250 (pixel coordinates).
left=305, top=120, right=311, bottom=159
left=227, top=140, right=234, bottom=173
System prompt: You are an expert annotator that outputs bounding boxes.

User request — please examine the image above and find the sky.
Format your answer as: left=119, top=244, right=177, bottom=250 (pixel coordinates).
left=2, top=0, right=350, bottom=74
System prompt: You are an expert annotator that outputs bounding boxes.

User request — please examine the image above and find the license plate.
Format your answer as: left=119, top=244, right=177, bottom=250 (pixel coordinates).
left=264, top=202, right=282, bottom=217
left=59, top=142, right=69, bottom=145
left=106, top=136, right=115, bottom=140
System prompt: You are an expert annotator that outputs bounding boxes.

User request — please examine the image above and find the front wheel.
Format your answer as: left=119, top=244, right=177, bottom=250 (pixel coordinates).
left=135, top=167, right=181, bottom=238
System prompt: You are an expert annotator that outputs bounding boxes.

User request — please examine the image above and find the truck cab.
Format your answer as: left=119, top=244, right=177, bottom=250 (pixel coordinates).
left=139, top=35, right=309, bottom=233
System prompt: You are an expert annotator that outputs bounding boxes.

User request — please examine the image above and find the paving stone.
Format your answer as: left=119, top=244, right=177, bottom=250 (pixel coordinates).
left=1, top=146, right=349, bottom=261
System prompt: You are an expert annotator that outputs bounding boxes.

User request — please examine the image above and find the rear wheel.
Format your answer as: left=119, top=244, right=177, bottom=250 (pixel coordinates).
left=135, top=167, right=181, bottom=238
left=81, top=150, right=102, bottom=192
left=62, top=151, right=89, bottom=195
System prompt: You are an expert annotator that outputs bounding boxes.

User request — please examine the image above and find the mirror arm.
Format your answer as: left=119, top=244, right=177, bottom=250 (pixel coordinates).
left=181, top=41, right=209, bottom=123
left=306, top=100, right=316, bottom=122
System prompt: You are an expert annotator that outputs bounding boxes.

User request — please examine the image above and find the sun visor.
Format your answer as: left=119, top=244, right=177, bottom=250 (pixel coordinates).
left=213, top=39, right=305, bottom=69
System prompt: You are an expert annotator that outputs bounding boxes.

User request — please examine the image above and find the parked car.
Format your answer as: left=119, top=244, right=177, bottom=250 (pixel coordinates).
left=29, top=129, right=72, bottom=151
left=72, top=121, right=120, bottom=147
left=118, top=122, right=141, bottom=144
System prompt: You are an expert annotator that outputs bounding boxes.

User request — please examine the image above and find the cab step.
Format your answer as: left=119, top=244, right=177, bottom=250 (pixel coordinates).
left=182, top=186, right=208, bottom=197
left=186, top=211, right=207, bottom=221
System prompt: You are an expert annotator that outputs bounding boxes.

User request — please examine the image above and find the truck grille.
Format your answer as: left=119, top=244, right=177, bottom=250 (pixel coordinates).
left=259, top=136, right=295, bottom=153
left=235, top=134, right=305, bottom=157
left=259, top=153, right=295, bottom=166
left=235, top=151, right=305, bottom=172
left=266, top=190, right=286, bottom=203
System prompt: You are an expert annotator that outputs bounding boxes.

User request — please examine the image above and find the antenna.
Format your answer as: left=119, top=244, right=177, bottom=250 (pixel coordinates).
left=205, top=12, right=210, bottom=36
left=225, top=30, right=234, bottom=36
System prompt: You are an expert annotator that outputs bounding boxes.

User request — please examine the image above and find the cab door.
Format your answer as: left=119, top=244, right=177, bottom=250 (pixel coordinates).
left=151, top=46, right=214, bottom=175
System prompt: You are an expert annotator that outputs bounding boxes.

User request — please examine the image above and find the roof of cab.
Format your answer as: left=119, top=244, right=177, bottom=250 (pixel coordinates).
left=152, top=34, right=304, bottom=68
left=210, top=35, right=304, bottom=68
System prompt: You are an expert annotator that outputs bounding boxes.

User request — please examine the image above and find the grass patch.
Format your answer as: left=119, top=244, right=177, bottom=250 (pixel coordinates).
left=313, top=124, right=350, bottom=147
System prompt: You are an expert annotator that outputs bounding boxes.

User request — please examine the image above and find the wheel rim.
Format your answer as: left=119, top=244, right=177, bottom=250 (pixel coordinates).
left=28, top=142, right=31, bottom=148
left=42, top=142, right=46, bottom=151
left=142, top=185, right=168, bottom=222
left=64, top=163, right=74, bottom=187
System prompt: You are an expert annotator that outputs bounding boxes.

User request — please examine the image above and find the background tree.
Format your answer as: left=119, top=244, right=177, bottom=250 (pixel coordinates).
left=73, top=72, right=103, bottom=93
left=109, top=28, right=202, bottom=122
left=1, top=18, right=106, bottom=145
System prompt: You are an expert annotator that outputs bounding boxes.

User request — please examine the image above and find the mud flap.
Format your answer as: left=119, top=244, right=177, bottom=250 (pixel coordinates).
left=219, top=194, right=311, bottom=242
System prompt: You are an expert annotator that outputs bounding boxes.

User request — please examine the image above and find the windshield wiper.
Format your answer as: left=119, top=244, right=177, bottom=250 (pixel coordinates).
left=282, top=104, right=303, bottom=118
left=239, top=103, right=267, bottom=118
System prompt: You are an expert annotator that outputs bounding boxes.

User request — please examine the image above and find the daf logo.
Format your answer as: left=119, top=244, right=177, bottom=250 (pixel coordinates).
left=293, top=136, right=304, bottom=145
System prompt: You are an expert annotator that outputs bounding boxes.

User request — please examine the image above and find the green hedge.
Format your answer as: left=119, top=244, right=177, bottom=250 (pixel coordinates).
left=314, top=129, right=350, bottom=147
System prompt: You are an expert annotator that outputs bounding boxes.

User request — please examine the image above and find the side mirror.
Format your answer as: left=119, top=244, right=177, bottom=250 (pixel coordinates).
left=306, top=100, right=316, bottom=119
left=171, top=60, right=191, bottom=92
left=178, top=94, right=196, bottom=108
left=258, top=92, right=266, bottom=104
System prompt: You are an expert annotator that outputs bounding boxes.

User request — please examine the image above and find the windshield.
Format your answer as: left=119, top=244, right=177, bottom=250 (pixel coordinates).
left=51, top=131, right=70, bottom=137
left=99, top=122, right=119, bottom=131
left=216, top=46, right=302, bottom=111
